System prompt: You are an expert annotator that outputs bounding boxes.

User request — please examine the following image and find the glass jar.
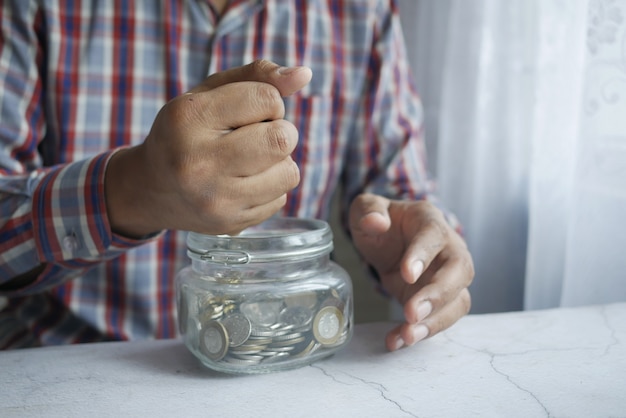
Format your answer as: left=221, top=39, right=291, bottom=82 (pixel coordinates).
left=176, top=217, right=353, bottom=374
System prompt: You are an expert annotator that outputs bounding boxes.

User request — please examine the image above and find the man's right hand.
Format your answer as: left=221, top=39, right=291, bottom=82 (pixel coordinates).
left=105, top=60, right=312, bottom=238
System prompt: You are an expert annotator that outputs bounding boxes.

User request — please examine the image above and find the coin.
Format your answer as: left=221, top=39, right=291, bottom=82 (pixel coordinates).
left=262, top=352, right=290, bottom=364
left=199, top=301, right=224, bottom=322
left=272, top=331, right=305, bottom=342
left=313, top=306, right=343, bottom=345
left=222, top=356, right=260, bottom=366
left=229, top=353, right=264, bottom=362
left=284, top=292, right=318, bottom=309
left=245, top=336, right=272, bottom=345
left=221, top=313, right=252, bottom=347
left=269, top=335, right=306, bottom=347
left=323, top=329, right=350, bottom=348
left=241, top=300, right=281, bottom=327
left=199, top=320, right=229, bottom=361
left=292, top=340, right=320, bottom=358
left=230, top=344, right=266, bottom=355
left=320, top=295, right=345, bottom=312
left=279, top=306, right=314, bottom=329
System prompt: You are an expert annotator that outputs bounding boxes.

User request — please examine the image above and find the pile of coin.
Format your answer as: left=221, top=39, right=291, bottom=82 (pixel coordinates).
left=180, top=286, right=351, bottom=370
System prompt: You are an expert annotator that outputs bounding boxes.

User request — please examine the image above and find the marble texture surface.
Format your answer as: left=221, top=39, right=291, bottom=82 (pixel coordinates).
left=1, top=303, right=625, bottom=417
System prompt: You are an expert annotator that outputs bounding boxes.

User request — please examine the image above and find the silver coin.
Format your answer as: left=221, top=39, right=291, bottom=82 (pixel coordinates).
left=292, top=339, right=317, bottom=358
left=279, top=306, right=314, bottom=328
left=222, top=356, right=260, bottom=366
left=199, top=302, right=224, bottom=322
left=241, top=300, right=281, bottom=327
left=251, top=324, right=294, bottom=338
left=249, top=328, right=276, bottom=338
left=269, top=335, right=306, bottom=347
left=262, top=352, right=290, bottom=364
left=313, top=306, right=343, bottom=345
left=272, top=331, right=304, bottom=342
left=245, top=336, right=273, bottom=345
left=320, top=295, right=345, bottom=312
left=257, top=350, right=282, bottom=357
left=229, top=345, right=265, bottom=355
left=284, top=292, right=318, bottom=309
left=230, top=353, right=264, bottom=362
left=199, top=320, right=229, bottom=361
left=221, top=313, right=252, bottom=347
left=267, top=345, right=296, bottom=353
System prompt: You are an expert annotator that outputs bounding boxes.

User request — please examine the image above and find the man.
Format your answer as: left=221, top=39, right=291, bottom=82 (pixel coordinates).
left=0, top=0, right=473, bottom=351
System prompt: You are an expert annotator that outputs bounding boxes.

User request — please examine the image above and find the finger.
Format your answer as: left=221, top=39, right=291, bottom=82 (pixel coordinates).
left=399, top=288, right=471, bottom=346
left=217, top=195, right=288, bottom=236
left=399, top=213, right=452, bottom=285
left=188, top=59, right=313, bottom=97
left=217, top=119, right=299, bottom=177
left=192, top=81, right=287, bottom=129
left=386, top=287, right=471, bottom=351
left=403, top=248, right=474, bottom=324
left=349, top=193, right=392, bottom=237
left=385, top=322, right=407, bottom=352
left=223, top=157, right=300, bottom=208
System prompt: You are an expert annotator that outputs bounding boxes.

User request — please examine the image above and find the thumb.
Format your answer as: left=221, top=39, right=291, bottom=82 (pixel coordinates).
left=189, top=59, right=312, bottom=97
left=349, top=193, right=392, bottom=237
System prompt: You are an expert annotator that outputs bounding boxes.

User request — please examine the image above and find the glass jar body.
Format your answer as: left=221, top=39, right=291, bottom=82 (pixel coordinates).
left=176, top=218, right=353, bottom=374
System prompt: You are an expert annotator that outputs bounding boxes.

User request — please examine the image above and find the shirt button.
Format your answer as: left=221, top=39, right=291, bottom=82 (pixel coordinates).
left=63, top=235, right=79, bottom=252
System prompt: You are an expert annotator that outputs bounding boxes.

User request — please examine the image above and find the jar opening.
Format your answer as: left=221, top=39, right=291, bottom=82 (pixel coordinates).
left=187, top=217, right=334, bottom=265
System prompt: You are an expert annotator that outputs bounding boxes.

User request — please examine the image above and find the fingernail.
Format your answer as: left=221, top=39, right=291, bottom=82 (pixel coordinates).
left=278, top=66, right=300, bottom=75
left=411, top=324, right=429, bottom=344
left=416, top=300, right=433, bottom=321
left=411, top=260, right=424, bottom=283
left=393, top=335, right=405, bottom=351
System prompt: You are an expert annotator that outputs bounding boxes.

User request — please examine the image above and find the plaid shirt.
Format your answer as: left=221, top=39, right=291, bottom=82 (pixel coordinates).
left=0, top=0, right=434, bottom=348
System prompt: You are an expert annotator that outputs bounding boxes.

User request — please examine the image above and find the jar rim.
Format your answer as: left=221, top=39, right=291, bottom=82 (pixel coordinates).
left=186, top=217, right=334, bottom=265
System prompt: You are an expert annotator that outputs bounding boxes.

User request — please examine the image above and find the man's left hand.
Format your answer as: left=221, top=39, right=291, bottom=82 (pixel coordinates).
left=349, top=193, right=474, bottom=351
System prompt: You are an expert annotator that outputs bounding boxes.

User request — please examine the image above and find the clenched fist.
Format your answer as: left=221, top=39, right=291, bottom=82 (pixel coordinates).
left=105, top=60, right=312, bottom=237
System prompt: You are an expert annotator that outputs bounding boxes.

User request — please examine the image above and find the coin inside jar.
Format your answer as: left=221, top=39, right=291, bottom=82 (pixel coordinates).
left=241, top=300, right=281, bottom=327
left=313, top=306, right=344, bottom=345
left=284, top=292, right=318, bottom=309
left=221, top=313, right=252, bottom=347
left=199, top=320, right=229, bottom=361
left=279, top=305, right=314, bottom=329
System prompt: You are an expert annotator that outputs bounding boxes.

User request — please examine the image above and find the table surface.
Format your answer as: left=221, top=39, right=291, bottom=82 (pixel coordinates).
left=2, top=303, right=625, bottom=418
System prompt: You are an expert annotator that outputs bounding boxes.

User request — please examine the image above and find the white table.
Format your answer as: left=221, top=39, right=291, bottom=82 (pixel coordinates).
left=2, top=303, right=625, bottom=418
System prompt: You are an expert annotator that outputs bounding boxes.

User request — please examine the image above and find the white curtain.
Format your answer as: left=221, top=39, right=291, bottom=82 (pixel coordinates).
left=398, top=0, right=626, bottom=313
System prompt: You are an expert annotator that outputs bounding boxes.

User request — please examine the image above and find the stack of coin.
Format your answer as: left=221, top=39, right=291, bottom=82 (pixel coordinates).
left=185, top=285, right=352, bottom=370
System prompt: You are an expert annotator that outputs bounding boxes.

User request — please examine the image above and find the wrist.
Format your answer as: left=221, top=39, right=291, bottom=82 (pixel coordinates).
left=105, top=146, right=162, bottom=238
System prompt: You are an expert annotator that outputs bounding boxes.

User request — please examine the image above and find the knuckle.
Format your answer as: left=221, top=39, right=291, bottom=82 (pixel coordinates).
left=449, top=252, right=475, bottom=285
left=249, top=59, right=271, bottom=74
left=160, top=98, right=191, bottom=127
left=425, top=288, right=445, bottom=310
left=266, top=121, right=297, bottom=154
left=276, top=193, right=288, bottom=208
left=254, top=83, right=283, bottom=112
left=281, top=158, right=301, bottom=189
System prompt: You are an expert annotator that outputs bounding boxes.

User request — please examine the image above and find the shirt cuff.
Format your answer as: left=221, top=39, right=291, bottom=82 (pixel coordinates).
left=31, top=150, right=158, bottom=264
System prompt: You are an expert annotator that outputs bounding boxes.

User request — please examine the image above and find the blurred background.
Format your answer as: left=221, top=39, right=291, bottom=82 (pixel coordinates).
left=340, top=0, right=626, bottom=323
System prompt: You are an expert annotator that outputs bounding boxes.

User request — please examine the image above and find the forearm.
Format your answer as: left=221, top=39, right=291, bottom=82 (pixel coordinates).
left=0, top=151, right=160, bottom=295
